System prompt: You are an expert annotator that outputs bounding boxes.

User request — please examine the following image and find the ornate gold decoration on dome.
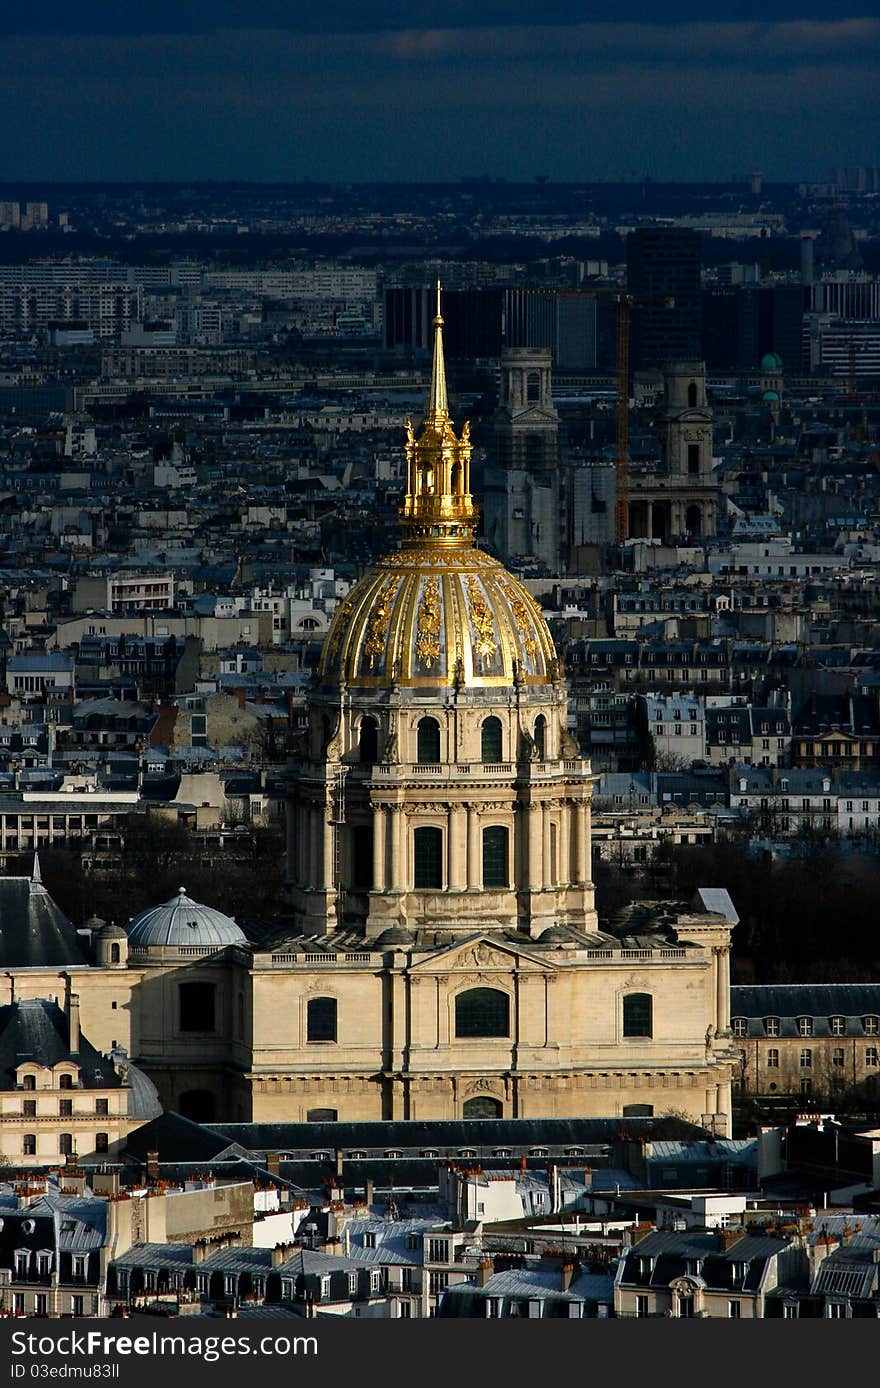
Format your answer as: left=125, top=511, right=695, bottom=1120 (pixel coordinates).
left=466, top=575, right=497, bottom=666
left=364, top=580, right=395, bottom=669
left=399, top=281, right=477, bottom=549
left=496, top=576, right=538, bottom=659
left=415, top=575, right=442, bottom=670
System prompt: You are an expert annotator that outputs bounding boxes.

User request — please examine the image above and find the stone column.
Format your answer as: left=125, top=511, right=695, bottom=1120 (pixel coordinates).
left=542, top=805, right=553, bottom=888
left=466, top=804, right=480, bottom=890
left=372, top=806, right=385, bottom=894
left=558, top=802, right=571, bottom=885
left=321, top=803, right=334, bottom=895
left=527, top=803, right=542, bottom=890
left=389, top=806, right=404, bottom=892
left=715, top=947, right=730, bottom=1032
left=573, top=801, right=588, bottom=884
left=449, top=804, right=466, bottom=890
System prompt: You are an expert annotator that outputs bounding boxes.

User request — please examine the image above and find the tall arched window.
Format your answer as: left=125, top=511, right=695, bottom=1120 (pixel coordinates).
left=455, top=988, right=510, bottom=1038
left=526, top=371, right=540, bottom=404
left=307, top=996, right=337, bottom=1043
left=59, top=1073, right=73, bottom=1090
left=534, top=715, right=546, bottom=759
left=482, top=826, right=509, bottom=888
left=413, top=826, right=443, bottom=889
left=623, top=993, right=653, bottom=1038
left=22, top=1074, right=36, bottom=1091
left=358, top=716, right=378, bottom=764
left=417, top=716, right=440, bottom=764
left=481, top=716, right=503, bottom=763
left=95, top=1133, right=109, bottom=1153
left=688, top=381, right=698, bottom=407
left=110, top=942, right=121, bottom=964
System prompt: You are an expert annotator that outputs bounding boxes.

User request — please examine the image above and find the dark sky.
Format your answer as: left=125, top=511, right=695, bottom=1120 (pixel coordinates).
left=3, top=4, right=878, bottom=181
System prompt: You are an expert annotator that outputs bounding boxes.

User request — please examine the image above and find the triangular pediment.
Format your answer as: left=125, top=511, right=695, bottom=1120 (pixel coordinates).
left=408, top=932, right=554, bottom=974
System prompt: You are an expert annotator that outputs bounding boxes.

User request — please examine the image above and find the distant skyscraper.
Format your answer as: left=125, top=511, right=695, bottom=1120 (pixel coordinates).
left=626, top=228, right=702, bottom=371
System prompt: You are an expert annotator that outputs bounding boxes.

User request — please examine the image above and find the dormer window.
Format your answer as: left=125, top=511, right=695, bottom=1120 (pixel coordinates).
left=797, top=1017, right=814, bottom=1037
left=732, top=1018, right=747, bottom=1037
left=765, top=1018, right=780, bottom=1036
left=864, top=1016, right=879, bottom=1036
left=830, top=1017, right=846, bottom=1036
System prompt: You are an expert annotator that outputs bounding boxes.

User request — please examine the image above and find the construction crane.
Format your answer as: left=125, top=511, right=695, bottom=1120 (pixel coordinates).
left=581, top=288, right=674, bottom=544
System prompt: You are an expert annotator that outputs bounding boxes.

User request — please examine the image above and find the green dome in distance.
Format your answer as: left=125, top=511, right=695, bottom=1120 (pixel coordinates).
left=761, top=352, right=783, bottom=371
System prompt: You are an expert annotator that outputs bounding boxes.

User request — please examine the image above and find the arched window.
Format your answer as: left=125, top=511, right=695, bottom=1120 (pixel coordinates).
left=179, top=982, right=216, bottom=1033
left=450, top=460, right=461, bottom=493
left=534, top=714, right=546, bottom=759
left=358, top=716, right=378, bottom=764
left=481, top=716, right=503, bottom=763
left=623, top=993, right=653, bottom=1038
left=59, top=1073, right=73, bottom=1090
left=688, top=381, right=698, bottom=407
left=23, top=1134, right=36, bottom=1156
left=463, top=1096, right=502, bottom=1119
left=526, top=371, right=540, bottom=403
left=110, top=943, right=121, bottom=964
left=417, top=716, right=440, bottom=764
left=307, top=996, right=337, bottom=1043
left=95, top=1133, right=109, bottom=1154
left=455, top=988, right=510, bottom=1039
left=307, top=1108, right=338, bottom=1123
left=482, top=826, right=509, bottom=888
left=351, top=824, right=373, bottom=889
left=22, top=1074, right=35, bottom=1091
left=413, top=826, right=443, bottom=889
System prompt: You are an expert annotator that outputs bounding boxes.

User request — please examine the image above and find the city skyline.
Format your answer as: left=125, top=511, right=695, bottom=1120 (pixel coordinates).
left=2, top=7, right=878, bottom=182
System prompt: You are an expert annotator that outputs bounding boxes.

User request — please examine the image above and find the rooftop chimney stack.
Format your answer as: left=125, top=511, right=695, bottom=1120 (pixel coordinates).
left=68, top=993, right=81, bottom=1054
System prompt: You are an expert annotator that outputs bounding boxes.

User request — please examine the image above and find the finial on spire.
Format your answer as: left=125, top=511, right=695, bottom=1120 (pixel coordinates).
left=427, top=278, right=449, bottom=423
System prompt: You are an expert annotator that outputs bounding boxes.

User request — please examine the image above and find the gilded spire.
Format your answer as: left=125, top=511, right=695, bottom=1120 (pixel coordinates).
left=427, top=279, right=449, bottom=424
left=399, top=282, right=476, bottom=547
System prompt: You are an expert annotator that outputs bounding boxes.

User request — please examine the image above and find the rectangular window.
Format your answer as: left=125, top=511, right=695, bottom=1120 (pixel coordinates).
left=728, top=1301, right=742, bottom=1319
left=832, top=1048, right=845, bottom=1068
left=866, top=1048, right=879, bottom=1067
left=766, top=1048, right=779, bottom=1068
left=636, top=1295, right=649, bottom=1318
left=482, top=825, right=509, bottom=889
left=765, top=1018, right=780, bottom=1036
left=800, top=1049, right=812, bottom=1068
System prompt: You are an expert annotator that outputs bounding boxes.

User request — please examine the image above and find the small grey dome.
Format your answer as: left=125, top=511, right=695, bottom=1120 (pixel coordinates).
left=539, top=925, right=572, bottom=944
left=85, top=916, right=108, bottom=931
left=375, top=926, right=414, bottom=947
left=127, top=887, right=246, bottom=949
left=98, top=921, right=127, bottom=939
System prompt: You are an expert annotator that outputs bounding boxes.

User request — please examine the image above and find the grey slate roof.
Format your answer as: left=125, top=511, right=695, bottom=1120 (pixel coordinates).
left=731, top=985, right=880, bottom=1037
left=0, top=998, right=121, bottom=1090
left=0, top=874, right=88, bottom=968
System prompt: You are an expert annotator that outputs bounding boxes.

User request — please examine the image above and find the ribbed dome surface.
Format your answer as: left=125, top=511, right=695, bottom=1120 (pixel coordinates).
left=318, top=544, right=559, bottom=690
left=127, top=888, right=246, bottom=948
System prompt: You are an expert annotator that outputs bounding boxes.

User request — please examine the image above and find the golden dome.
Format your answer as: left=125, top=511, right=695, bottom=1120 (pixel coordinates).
left=317, top=283, right=561, bottom=691
left=318, top=543, right=559, bottom=689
